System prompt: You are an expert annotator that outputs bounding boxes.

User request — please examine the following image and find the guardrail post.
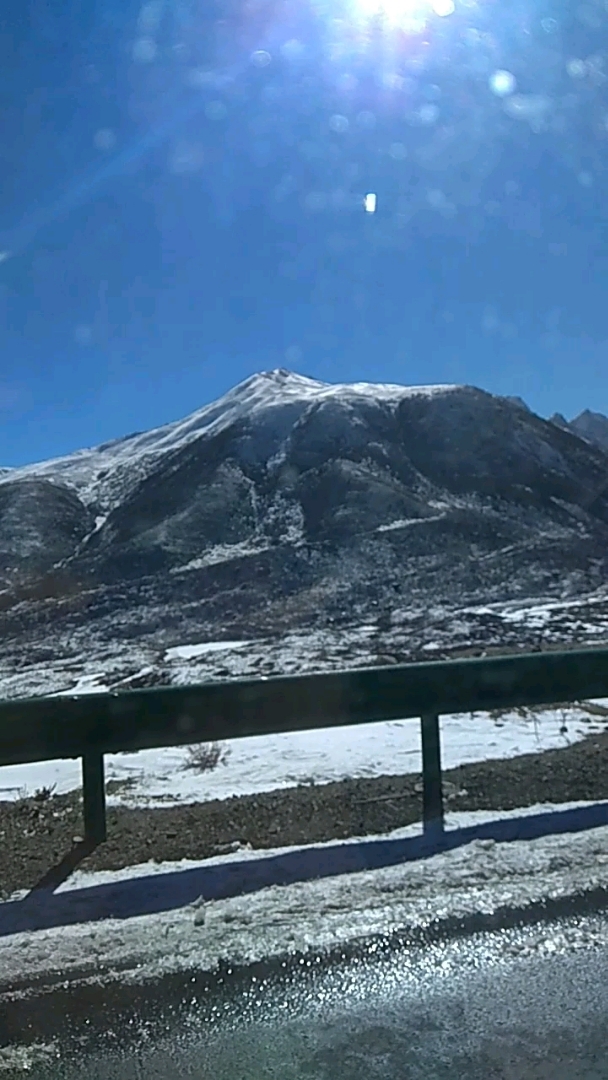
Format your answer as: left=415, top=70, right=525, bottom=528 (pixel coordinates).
left=420, top=712, right=444, bottom=840
left=82, top=752, right=107, bottom=844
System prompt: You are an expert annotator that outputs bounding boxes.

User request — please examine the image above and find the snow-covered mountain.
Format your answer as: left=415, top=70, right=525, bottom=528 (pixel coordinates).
left=0, top=369, right=608, bottom=698
left=0, top=371, right=460, bottom=512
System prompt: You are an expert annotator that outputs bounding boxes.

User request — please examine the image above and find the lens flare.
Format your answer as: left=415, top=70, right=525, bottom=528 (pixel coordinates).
left=350, top=0, right=454, bottom=26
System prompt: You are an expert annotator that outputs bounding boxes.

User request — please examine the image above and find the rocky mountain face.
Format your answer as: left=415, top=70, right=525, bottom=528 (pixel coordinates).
left=1, top=370, right=608, bottom=697
left=550, top=409, right=608, bottom=454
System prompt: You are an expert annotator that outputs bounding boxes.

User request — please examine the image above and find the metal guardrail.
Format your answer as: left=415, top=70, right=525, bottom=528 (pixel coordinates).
left=1, top=645, right=608, bottom=844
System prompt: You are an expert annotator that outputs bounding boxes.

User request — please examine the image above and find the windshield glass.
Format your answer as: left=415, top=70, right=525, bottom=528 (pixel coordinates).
left=2, top=0, right=608, bottom=1074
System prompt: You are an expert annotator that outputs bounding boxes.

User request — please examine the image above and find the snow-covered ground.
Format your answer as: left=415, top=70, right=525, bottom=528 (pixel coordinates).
left=2, top=622, right=608, bottom=998
left=1, top=698, right=606, bottom=806
left=164, top=640, right=250, bottom=661
left=2, top=675, right=608, bottom=999
left=3, top=803, right=608, bottom=991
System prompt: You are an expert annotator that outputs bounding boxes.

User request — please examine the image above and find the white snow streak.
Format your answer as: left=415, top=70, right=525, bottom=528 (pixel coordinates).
left=164, top=640, right=250, bottom=661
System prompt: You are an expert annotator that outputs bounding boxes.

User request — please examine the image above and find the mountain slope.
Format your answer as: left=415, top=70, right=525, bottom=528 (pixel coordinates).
left=0, top=370, right=607, bottom=697
left=549, top=409, right=608, bottom=454
left=0, top=371, right=457, bottom=513
left=69, top=375, right=608, bottom=582
left=0, top=479, right=93, bottom=588
left=569, top=410, right=608, bottom=452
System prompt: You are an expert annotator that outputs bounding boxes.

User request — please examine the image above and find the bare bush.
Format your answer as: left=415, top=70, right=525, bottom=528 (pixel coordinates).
left=33, top=784, right=56, bottom=801
left=183, top=741, right=229, bottom=772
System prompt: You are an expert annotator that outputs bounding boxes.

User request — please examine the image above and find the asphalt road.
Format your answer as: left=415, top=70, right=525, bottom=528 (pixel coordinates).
left=18, top=911, right=608, bottom=1080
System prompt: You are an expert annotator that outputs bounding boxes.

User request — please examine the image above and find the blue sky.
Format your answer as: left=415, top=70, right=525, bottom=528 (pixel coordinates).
left=1, top=0, right=607, bottom=466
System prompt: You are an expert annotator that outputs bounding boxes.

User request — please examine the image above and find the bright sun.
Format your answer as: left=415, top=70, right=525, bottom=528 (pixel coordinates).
left=354, top=0, right=455, bottom=24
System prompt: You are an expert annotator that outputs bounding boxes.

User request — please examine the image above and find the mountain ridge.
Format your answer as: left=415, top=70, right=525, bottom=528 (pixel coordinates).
left=3, top=372, right=607, bottom=493
left=2, top=370, right=608, bottom=588
left=549, top=408, right=608, bottom=452
left=0, top=371, right=465, bottom=510
left=0, top=370, right=607, bottom=698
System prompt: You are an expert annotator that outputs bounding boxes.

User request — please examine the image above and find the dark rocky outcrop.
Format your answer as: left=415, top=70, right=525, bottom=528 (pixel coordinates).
left=0, top=479, right=92, bottom=586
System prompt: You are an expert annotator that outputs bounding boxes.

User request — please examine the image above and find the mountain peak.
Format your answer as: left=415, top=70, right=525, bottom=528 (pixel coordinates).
left=575, top=408, right=607, bottom=423
left=0, top=372, right=466, bottom=510
left=568, top=409, right=608, bottom=452
left=5, top=373, right=606, bottom=518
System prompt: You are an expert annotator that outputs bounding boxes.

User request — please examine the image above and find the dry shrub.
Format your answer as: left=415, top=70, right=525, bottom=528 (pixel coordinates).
left=183, top=741, right=229, bottom=772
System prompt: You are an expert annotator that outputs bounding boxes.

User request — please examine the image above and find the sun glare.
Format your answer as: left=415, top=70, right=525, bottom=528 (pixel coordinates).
left=351, top=0, right=454, bottom=25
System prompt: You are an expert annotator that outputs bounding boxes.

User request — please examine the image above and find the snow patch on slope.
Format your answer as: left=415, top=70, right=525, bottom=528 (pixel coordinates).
left=164, top=640, right=250, bottom=661
left=51, top=674, right=111, bottom=697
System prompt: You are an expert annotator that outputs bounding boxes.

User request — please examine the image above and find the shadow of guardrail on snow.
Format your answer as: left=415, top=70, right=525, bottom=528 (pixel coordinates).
left=1, top=801, right=608, bottom=938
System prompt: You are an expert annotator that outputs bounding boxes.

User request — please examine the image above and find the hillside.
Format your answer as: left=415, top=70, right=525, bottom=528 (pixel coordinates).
left=0, top=370, right=607, bottom=697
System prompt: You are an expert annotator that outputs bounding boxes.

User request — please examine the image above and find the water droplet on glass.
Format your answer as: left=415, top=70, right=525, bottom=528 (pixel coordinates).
left=489, top=70, right=516, bottom=97
left=402, top=14, right=427, bottom=33
left=329, top=114, right=349, bottom=132
left=132, top=37, right=157, bottom=63
left=418, top=103, right=439, bottom=125
left=281, top=39, right=304, bottom=59
left=94, top=128, right=116, bottom=151
left=424, top=84, right=441, bottom=101
left=503, top=94, right=550, bottom=129
left=138, top=1, right=162, bottom=33
left=251, top=49, right=271, bottom=67
left=357, top=110, right=376, bottom=128
left=384, top=72, right=405, bottom=91
left=389, top=142, right=407, bottom=160
left=431, top=0, right=454, bottom=15
left=566, top=58, right=587, bottom=79
left=337, top=73, right=357, bottom=93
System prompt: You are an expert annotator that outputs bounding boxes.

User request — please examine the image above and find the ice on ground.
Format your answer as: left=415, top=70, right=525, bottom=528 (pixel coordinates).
left=3, top=803, right=608, bottom=989
left=0, top=701, right=606, bottom=805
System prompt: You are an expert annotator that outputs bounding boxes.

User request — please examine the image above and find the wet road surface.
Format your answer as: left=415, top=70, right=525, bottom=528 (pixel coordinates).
left=17, top=911, right=608, bottom=1080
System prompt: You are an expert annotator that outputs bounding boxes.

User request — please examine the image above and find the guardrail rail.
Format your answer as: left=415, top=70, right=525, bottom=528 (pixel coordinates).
left=1, top=646, right=608, bottom=844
